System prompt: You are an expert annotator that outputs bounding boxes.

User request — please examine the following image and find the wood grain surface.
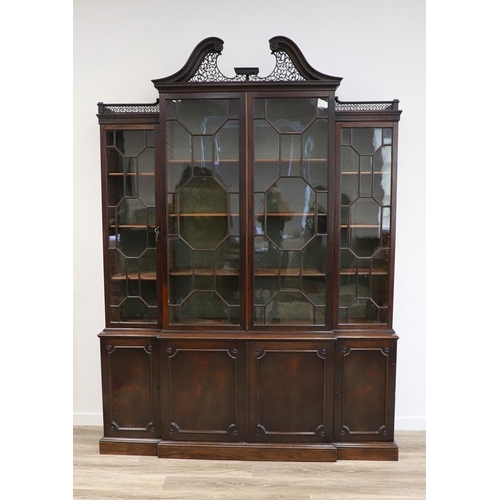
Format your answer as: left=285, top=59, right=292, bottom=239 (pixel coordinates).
left=74, top=426, right=425, bottom=499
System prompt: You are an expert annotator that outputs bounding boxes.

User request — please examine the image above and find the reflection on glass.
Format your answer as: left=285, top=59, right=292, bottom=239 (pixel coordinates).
left=166, top=99, right=240, bottom=325
left=339, top=127, right=393, bottom=325
left=106, top=130, right=157, bottom=323
left=253, top=97, right=329, bottom=325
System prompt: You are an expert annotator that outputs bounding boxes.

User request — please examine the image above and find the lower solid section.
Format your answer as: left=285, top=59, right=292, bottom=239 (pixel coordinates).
left=158, top=441, right=337, bottom=461
left=335, top=441, right=399, bottom=461
left=99, top=437, right=160, bottom=456
left=98, top=331, right=399, bottom=462
left=98, top=437, right=398, bottom=461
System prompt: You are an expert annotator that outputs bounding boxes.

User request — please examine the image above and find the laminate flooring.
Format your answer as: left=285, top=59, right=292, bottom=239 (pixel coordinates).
left=73, top=427, right=425, bottom=499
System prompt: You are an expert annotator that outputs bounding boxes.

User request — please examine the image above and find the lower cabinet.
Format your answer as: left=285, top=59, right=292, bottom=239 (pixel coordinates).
left=333, top=336, right=398, bottom=460
left=99, top=335, right=161, bottom=455
left=247, top=341, right=334, bottom=443
left=99, top=333, right=398, bottom=460
left=160, top=339, right=246, bottom=442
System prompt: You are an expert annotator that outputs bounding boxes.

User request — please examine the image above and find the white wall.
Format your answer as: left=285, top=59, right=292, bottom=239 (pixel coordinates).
left=73, top=0, right=426, bottom=429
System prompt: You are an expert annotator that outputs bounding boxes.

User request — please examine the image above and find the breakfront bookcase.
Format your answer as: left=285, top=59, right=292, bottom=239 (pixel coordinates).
left=96, top=37, right=402, bottom=461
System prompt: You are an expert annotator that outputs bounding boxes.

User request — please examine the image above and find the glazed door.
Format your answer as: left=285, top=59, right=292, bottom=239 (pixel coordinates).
left=249, top=93, right=335, bottom=328
left=163, top=95, right=246, bottom=327
left=102, top=126, right=159, bottom=326
left=336, top=123, right=397, bottom=326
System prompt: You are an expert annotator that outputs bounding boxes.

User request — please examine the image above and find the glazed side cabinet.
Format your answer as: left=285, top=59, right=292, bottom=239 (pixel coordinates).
left=96, top=37, right=402, bottom=461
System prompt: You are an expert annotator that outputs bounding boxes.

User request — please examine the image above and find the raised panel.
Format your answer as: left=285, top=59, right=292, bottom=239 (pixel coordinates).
left=248, top=341, right=334, bottom=442
left=161, top=339, right=246, bottom=441
left=334, top=338, right=397, bottom=442
left=100, top=337, right=161, bottom=439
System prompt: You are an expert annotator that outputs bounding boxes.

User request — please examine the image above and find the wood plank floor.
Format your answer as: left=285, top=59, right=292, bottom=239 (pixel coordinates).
left=74, top=427, right=425, bottom=499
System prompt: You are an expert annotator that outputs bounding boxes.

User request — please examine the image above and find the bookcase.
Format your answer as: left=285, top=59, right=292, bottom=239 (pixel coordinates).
left=97, top=37, right=402, bottom=461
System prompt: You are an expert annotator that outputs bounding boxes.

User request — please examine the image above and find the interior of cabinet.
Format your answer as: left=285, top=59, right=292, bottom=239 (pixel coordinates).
left=166, top=98, right=241, bottom=326
left=104, top=129, right=158, bottom=324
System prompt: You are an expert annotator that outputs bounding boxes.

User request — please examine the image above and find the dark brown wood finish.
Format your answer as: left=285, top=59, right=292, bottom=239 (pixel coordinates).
left=334, top=335, right=397, bottom=443
left=246, top=90, right=336, bottom=332
left=160, top=339, right=246, bottom=441
left=247, top=340, right=335, bottom=442
left=159, top=91, right=246, bottom=331
left=154, top=123, right=164, bottom=329
left=99, top=336, right=161, bottom=440
left=335, top=120, right=399, bottom=329
left=99, top=122, right=159, bottom=329
left=389, top=123, right=399, bottom=330
left=97, top=37, right=402, bottom=461
left=158, top=441, right=337, bottom=461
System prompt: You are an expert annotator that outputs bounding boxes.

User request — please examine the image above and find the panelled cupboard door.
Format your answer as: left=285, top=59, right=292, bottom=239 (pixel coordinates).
left=100, top=337, right=161, bottom=439
left=247, top=341, right=334, bottom=442
left=334, top=337, right=397, bottom=442
left=160, top=339, right=246, bottom=441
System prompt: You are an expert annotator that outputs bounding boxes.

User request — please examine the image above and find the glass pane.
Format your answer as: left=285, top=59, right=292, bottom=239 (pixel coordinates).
left=193, top=136, right=213, bottom=174
left=105, top=129, right=157, bottom=324
left=254, top=119, right=279, bottom=160
left=138, top=147, right=155, bottom=174
left=166, top=98, right=241, bottom=326
left=303, top=119, right=328, bottom=160
left=373, top=146, right=392, bottom=205
left=350, top=198, right=381, bottom=258
left=216, top=276, right=240, bottom=305
left=253, top=97, right=328, bottom=326
left=338, top=127, right=393, bottom=325
left=265, top=293, right=314, bottom=325
left=180, top=292, right=228, bottom=324
left=351, top=128, right=382, bottom=155
left=138, top=176, right=155, bottom=207
left=215, top=237, right=240, bottom=272
left=177, top=99, right=227, bottom=135
left=117, top=198, right=147, bottom=225
left=169, top=275, right=193, bottom=305
left=341, top=146, right=359, bottom=173
left=266, top=98, right=317, bottom=133
left=302, top=276, right=326, bottom=305
left=215, top=120, right=239, bottom=160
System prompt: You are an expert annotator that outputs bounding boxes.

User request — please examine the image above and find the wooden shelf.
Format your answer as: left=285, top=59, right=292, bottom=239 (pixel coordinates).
left=170, top=268, right=239, bottom=276
left=108, top=172, right=155, bottom=176
left=164, top=159, right=328, bottom=164
left=340, top=224, right=380, bottom=229
left=340, top=268, right=388, bottom=275
left=168, top=213, right=235, bottom=217
left=256, top=212, right=321, bottom=217
left=254, top=268, right=325, bottom=277
left=170, top=268, right=325, bottom=277
left=111, top=272, right=157, bottom=280
left=255, top=158, right=327, bottom=163
left=109, top=224, right=152, bottom=229
left=166, top=159, right=239, bottom=164
left=169, top=212, right=322, bottom=217
left=341, top=171, right=385, bottom=175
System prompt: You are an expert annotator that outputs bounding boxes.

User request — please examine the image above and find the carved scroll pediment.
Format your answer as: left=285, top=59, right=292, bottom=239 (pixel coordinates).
left=152, top=36, right=342, bottom=88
